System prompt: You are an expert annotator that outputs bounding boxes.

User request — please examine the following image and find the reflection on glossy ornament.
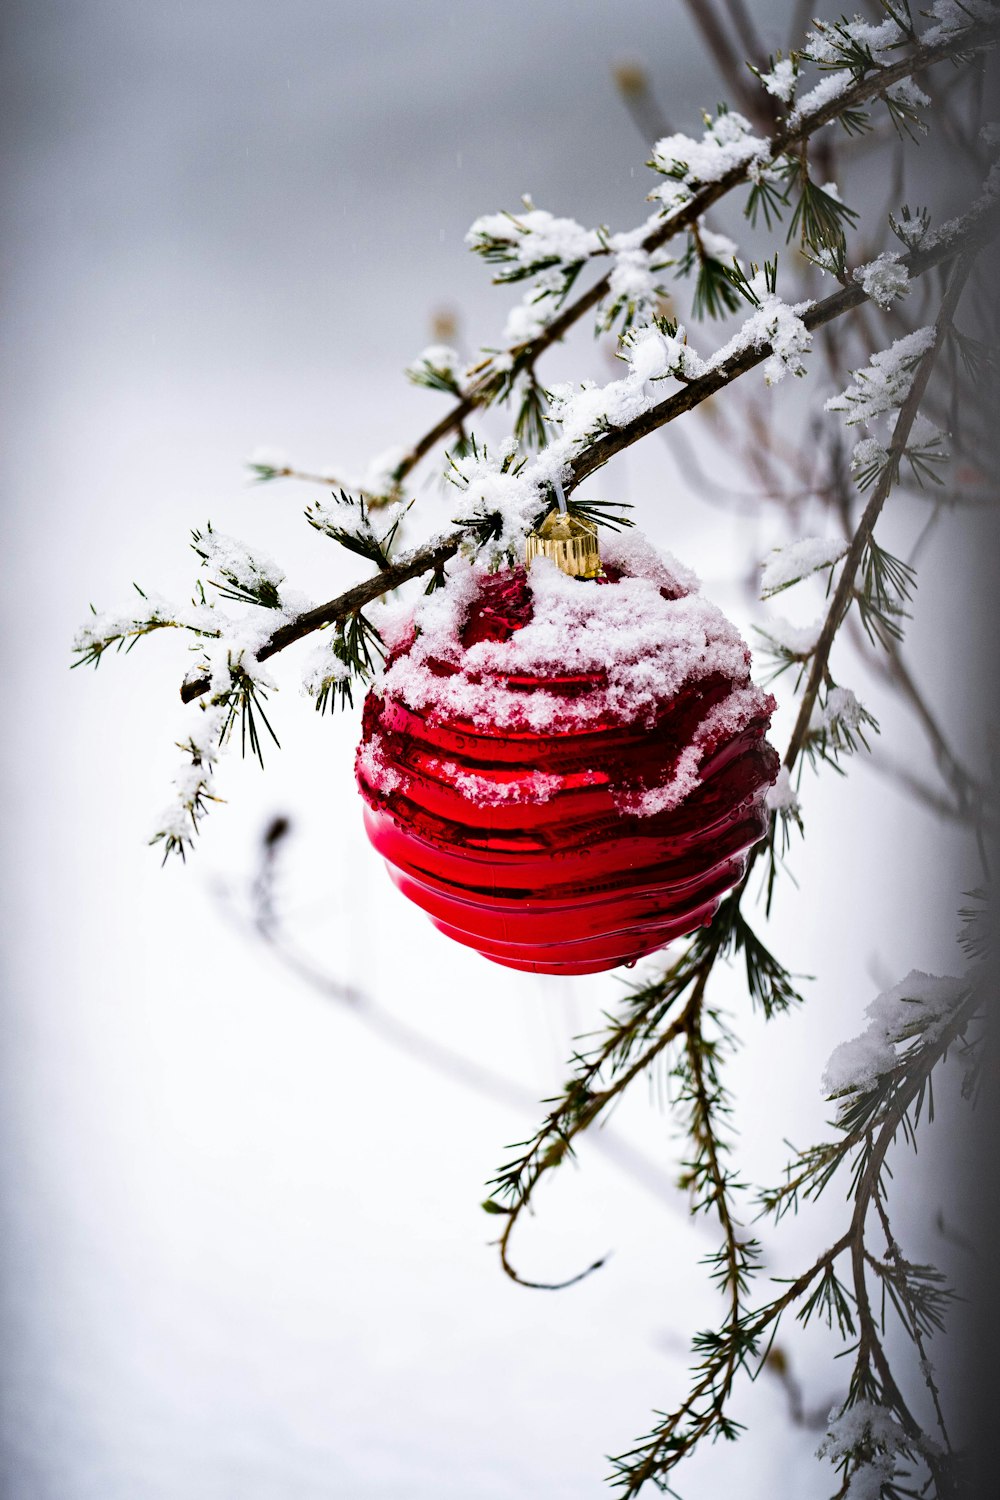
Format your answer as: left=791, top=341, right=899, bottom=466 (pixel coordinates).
left=356, top=529, right=778, bottom=976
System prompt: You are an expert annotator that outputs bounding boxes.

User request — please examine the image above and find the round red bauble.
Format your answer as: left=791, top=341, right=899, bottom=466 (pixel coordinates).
left=356, top=532, right=778, bottom=976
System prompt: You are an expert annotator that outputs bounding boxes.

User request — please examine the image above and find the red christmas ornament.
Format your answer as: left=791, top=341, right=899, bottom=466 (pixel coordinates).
left=356, top=527, right=777, bottom=976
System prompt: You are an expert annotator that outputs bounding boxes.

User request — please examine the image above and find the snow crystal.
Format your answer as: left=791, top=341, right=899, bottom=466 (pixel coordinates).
left=851, top=435, right=887, bottom=474
left=623, top=322, right=707, bottom=384
left=908, top=414, right=949, bottom=458
left=761, top=535, right=847, bottom=596
left=602, top=528, right=699, bottom=596
left=72, top=591, right=216, bottom=657
left=409, top=344, right=462, bottom=379
left=607, top=211, right=664, bottom=255
left=759, top=58, right=796, bottom=104
left=822, top=970, right=967, bottom=1096
left=432, top=763, right=567, bottom=807
left=826, top=327, right=936, bottom=426
left=301, top=635, right=353, bottom=699
left=201, top=608, right=289, bottom=698
left=196, top=528, right=285, bottom=598
left=548, top=371, right=645, bottom=442
left=503, top=297, right=551, bottom=346
left=854, top=250, right=910, bottom=309
left=310, top=491, right=405, bottom=548
left=887, top=76, right=931, bottom=115
left=617, top=685, right=772, bottom=816
left=367, top=595, right=419, bottom=655
left=356, top=740, right=403, bottom=797
left=766, top=766, right=800, bottom=815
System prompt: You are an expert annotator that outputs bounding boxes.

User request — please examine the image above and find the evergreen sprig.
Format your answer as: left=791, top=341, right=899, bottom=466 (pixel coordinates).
left=563, top=497, right=635, bottom=532
left=676, top=232, right=746, bottom=321
left=715, top=899, right=806, bottom=1017
left=309, top=611, right=384, bottom=714
left=513, top=377, right=549, bottom=450
left=71, top=584, right=219, bottom=669
left=306, top=490, right=407, bottom=569
left=803, top=687, right=880, bottom=773
left=744, top=172, right=789, bottom=232
left=784, top=155, right=860, bottom=269
left=856, top=537, right=916, bottom=647
left=218, top=663, right=281, bottom=767
left=608, top=977, right=980, bottom=1495
left=191, top=523, right=284, bottom=609
left=406, top=352, right=465, bottom=397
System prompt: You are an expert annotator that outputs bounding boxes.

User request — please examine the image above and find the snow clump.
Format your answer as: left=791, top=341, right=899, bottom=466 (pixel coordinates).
left=761, top=536, right=847, bottom=596
left=650, top=112, right=768, bottom=211
left=826, top=327, right=935, bottom=426
left=822, top=970, right=967, bottom=1097
left=854, top=251, right=910, bottom=310
left=759, top=58, right=796, bottom=104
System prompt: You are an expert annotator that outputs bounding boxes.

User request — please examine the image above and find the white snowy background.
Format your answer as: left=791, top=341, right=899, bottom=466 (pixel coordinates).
left=2, top=2, right=993, bottom=1496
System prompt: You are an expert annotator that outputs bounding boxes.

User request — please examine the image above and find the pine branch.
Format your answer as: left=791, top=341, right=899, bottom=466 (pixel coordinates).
left=179, top=531, right=463, bottom=703
left=360, top=13, right=1000, bottom=500
left=176, top=205, right=997, bottom=706
left=483, top=239, right=989, bottom=1493
left=612, top=982, right=982, bottom=1494
left=568, top=205, right=998, bottom=490
left=486, top=938, right=721, bottom=1289
left=783, top=248, right=978, bottom=775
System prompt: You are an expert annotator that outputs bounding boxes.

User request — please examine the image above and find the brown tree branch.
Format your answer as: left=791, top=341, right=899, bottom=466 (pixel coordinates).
left=180, top=532, right=464, bottom=702
left=568, top=211, right=998, bottom=491
left=783, top=248, right=979, bottom=773
left=375, top=16, right=998, bottom=496
left=179, top=203, right=998, bottom=706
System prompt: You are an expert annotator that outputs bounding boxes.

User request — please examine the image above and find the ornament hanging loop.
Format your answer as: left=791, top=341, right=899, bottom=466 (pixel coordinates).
left=526, top=478, right=602, bottom=580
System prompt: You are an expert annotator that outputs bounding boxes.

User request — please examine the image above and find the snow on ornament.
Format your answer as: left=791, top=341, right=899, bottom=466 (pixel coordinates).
left=356, top=515, right=778, bottom=975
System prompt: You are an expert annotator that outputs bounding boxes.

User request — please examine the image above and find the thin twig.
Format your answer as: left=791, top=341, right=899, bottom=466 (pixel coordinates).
left=180, top=531, right=464, bottom=702
left=783, top=250, right=978, bottom=773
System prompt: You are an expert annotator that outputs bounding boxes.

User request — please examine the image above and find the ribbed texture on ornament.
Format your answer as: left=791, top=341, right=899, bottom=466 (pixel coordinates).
left=356, top=558, right=778, bottom=975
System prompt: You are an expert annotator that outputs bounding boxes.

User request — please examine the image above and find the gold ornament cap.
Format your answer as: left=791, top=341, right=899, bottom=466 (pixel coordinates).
left=525, top=509, right=601, bottom=580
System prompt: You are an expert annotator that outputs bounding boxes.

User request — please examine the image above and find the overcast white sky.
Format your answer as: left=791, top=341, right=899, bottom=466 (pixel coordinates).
left=2, top=3, right=994, bottom=1496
